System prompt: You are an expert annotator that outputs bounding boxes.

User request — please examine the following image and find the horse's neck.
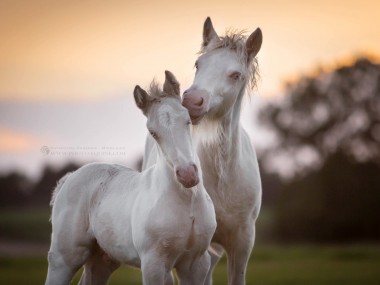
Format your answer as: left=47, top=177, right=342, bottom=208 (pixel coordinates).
left=152, top=150, right=175, bottom=185
left=194, top=88, right=246, bottom=191
left=196, top=88, right=244, bottom=158
left=151, top=148, right=196, bottom=200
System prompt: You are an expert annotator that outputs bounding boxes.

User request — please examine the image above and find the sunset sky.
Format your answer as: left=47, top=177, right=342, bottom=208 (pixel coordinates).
left=1, top=0, right=379, bottom=177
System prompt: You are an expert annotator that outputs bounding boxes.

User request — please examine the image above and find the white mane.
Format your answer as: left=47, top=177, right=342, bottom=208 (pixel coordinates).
left=193, top=119, right=234, bottom=195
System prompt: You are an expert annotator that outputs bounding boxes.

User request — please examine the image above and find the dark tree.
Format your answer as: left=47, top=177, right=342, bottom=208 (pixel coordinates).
left=0, top=172, right=30, bottom=208
left=259, top=57, right=380, bottom=242
left=259, top=164, right=283, bottom=207
left=275, top=151, right=380, bottom=242
left=29, top=162, right=81, bottom=207
left=260, top=57, right=380, bottom=176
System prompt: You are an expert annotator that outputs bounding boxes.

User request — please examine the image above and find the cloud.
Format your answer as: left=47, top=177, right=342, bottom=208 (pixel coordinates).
left=0, top=127, right=41, bottom=153
left=0, top=95, right=147, bottom=177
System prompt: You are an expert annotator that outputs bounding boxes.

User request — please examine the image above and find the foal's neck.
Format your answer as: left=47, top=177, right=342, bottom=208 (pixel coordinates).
left=153, top=147, right=196, bottom=199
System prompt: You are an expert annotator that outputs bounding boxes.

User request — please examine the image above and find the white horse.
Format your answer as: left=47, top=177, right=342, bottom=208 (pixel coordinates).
left=181, top=18, right=263, bottom=285
left=45, top=71, right=216, bottom=285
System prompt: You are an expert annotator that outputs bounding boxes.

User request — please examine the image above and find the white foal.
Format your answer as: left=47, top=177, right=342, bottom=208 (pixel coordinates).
left=45, top=71, right=216, bottom=285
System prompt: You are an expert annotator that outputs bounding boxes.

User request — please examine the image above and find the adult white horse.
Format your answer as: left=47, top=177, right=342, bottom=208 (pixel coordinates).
left=45, top=71, right=216, bottom=285
left=181, top=18, right=263, bottom=285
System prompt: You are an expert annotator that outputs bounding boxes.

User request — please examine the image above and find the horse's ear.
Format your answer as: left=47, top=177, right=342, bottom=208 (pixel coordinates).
left=163, top=70, right=180, bottom=97
left=246, top=28, right=263, bottom=61
left=203, top=17, right=219, bottom=47
left=133, top=85, right=151, bottom=115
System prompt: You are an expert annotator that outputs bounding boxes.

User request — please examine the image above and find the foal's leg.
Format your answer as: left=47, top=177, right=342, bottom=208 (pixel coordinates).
left=78, top=246, right=120, bottom=285
left=165, top=271, right=174, bottom=285
left=204, top=243, right=224, bottom=285
left=45, top=204, right=93, bottom=285
left=45, top=244, right=91, bottom=285
left=225, top=225, right=255, bottom=285
left=176, top=252, right=211, bottom=285
left=141, top=253, right=168, bottom=285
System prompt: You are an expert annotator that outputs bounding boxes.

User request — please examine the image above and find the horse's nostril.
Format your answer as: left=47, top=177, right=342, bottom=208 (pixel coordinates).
left=195, top=97, right=204, bottom=107
left=175, top=165, right=199, bottom=188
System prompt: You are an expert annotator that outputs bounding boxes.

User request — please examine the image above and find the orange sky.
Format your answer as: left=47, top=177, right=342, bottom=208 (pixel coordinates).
left=0, top=127, right=41, bottom=152
left=1, top=0, right=379, bottom=100
left=1, top=0, right=380, bottom=176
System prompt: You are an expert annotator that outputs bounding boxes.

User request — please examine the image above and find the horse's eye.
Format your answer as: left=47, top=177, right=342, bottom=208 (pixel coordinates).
left=195, top=61, right=199, bottom=70
left=150, top=131, right=158, bottom=139
left=186, top=120, right=192, bottom=125
left=229, top=72, right=241, bottom=81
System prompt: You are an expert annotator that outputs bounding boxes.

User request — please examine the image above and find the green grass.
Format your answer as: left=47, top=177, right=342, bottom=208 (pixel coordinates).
left=1, top=208, right=379, bottom=284
left=1, top=245, right=380, bottom=285
left=0, top=208, right=51, bottom=242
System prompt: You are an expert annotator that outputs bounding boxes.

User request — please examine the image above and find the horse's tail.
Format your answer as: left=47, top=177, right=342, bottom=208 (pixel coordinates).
left=208, top=244, right=223, bottom=258
left=50, top=172, right=72, bottom=207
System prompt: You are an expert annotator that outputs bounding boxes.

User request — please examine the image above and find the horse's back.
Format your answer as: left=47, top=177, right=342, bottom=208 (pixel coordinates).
left=52, top=163, right=133, bottom=208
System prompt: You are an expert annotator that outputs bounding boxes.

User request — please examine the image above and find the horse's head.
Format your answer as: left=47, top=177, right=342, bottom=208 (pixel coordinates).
left=183, top=17, right=262, bottom=124
left=134, top=71, right=199, bottom=188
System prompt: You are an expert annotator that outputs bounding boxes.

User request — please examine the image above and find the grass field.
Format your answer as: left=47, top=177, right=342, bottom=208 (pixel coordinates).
left=1, top=245, right=380, bottom=285
left=1, top=208, right=379, bottom=284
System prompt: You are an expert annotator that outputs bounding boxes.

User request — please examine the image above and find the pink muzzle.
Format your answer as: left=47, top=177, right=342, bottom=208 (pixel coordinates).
left=175, top=164, right=199, bottom=188
left=182, top=89, right=208, bottom=125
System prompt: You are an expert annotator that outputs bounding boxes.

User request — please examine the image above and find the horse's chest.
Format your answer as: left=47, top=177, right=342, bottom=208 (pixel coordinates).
left=205, top=176, right=259, bottom=235
left=144, top=197, right=216, bottom=255
left=208, top=180, right=256, bottom=211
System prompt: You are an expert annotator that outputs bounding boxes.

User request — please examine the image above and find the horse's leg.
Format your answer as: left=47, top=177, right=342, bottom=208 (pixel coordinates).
left=141, top=253, right=167, bottom=285
left=225, top=224, right=255, bottom=285
left=45, top=252, right=77, bottom=285
left=176, top=252, right=211, bottom=285
left=78, top=246, right=120, bottom=285
left=45, top=203, right=93, bottom=285
left=204, top=243, right=224, bottom=285
left=165, top=271, right=174, bottom=285
left=45, top=244, right=90, bottom=285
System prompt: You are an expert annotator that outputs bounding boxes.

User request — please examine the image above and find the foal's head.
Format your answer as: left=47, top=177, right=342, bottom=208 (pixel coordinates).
left=183, top=17, right=262, bottom=124
left=134, top=71, right=199, bottom=188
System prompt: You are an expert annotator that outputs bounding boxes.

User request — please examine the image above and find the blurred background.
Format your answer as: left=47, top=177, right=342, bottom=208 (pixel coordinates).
left=0, top=0, right=379, bottom=284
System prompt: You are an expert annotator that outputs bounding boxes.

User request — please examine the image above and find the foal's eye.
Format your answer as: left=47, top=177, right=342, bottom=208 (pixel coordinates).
left=186, top=120, right=191, bottom=125
left=149, top=131, right=158, bottom=139
left=229, top=72, right=241, bottom=81
left=195, top=61, right=199, bottom=70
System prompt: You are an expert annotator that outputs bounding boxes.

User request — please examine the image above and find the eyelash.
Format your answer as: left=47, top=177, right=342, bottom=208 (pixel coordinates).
left=229, top=72, right=241, bottom=81
left=150, top=131, right=158, bottom=139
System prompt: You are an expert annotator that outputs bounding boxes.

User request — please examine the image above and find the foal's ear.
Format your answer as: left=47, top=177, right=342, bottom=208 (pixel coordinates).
left=163, top=70, right=180, bottom=97
left=133, top=85, right=151, bottom=115
left=203, top=17, right=219, bottom=47
left=246, top=28, right=263, bottom=61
